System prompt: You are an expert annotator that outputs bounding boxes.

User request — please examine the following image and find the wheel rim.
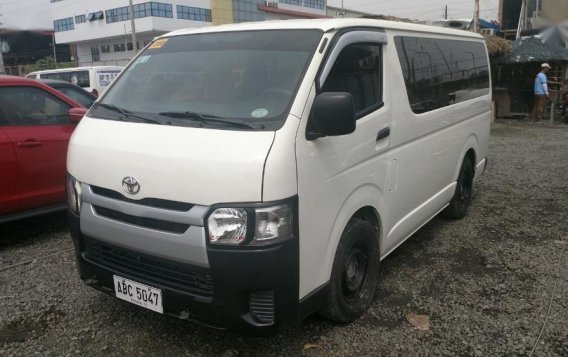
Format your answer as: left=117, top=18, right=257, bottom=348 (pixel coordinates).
left=342, top=243, right=370, bottom=303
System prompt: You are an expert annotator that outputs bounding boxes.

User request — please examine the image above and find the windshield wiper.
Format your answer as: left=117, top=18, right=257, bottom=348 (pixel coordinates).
left=96, top=103, right=161, bottom=124
left=158, top=111, right=255, bottom=129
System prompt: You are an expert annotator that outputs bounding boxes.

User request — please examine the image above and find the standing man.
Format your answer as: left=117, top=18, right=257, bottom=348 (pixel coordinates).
left=531, top=63, right=551, bottom=121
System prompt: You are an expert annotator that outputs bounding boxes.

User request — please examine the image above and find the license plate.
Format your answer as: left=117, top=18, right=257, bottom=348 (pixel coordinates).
left=113, top=275, right=163, bottom=314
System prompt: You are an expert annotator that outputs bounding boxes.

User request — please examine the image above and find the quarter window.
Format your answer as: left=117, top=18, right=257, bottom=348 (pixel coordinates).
left=321, top=43, right=382, bottom=117
left=0, top=87, right=71, bottom=126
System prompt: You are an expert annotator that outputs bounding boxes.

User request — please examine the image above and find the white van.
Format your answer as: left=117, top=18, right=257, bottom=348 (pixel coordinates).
left=26, top=66, right=123, bottom=96
left=66, top=19, right=490, bottom=334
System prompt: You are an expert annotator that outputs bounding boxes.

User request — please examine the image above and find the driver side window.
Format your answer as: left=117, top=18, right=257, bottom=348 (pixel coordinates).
left=321, top=43, right=382, bottom=118
left=0, top=86, right=71, bottom=126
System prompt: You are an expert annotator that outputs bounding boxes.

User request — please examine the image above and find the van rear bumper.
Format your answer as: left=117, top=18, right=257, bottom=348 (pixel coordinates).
left=68, top=211, right=300, bottom=335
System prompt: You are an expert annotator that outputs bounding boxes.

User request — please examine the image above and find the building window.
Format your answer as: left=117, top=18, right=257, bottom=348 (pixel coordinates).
left=132, top=2, right=173, bottom=19
left=106, top=2, right=173, bottom=23
left=114, top=43, right=126, bottom=52
left=280, top=0, right=302, bottom=6
left=303, top=0, right=324, bottom=9
left=176, top=5, right=212, bottom=22
left=54, top=18, right=74, bottom=32
left=101, top=45, right=111, bottom=53
left=150, top=2, right=173, bottom=18
left=75, top=15, right=86, bottom=24
left=126, top=42, right=140, bottom=51
left=106, top=6, right=129, bottom=23
left=91, top=46, right=100, bottom=62
left=232, top=0, right=265, bottom=23
left=88, top=11, right=104, bottom=21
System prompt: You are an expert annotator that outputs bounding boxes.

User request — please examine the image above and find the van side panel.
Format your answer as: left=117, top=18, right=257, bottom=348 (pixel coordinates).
left=379, top=31, right=490, bottom=255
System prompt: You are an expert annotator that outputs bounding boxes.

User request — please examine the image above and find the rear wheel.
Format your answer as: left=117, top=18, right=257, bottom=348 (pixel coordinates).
left=320, top=218, right=380, bottom=323
left=442, top=156, right=474, bottom=219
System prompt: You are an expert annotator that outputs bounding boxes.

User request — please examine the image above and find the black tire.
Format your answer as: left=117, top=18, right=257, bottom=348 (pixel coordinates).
left=442, top=156, right=474, bottom=219
left=320, top=218, right=380, bottom=323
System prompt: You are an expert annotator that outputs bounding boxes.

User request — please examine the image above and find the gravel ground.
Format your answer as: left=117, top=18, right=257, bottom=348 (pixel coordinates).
left=1, top=119, right=567, bottom=356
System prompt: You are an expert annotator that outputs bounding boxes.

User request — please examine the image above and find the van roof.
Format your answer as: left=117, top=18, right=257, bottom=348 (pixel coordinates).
left=28, top=66, right=123, bottom=74
left=165, top=18, right=483, bottom=40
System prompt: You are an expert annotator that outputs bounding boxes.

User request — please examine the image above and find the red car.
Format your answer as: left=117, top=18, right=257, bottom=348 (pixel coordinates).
left=0, top=75, right=87, bottom=223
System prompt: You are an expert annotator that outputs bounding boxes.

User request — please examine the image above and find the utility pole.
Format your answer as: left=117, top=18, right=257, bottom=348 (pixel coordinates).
left=128, top=0, right=138, bottom=53
left=473, top=0, right=480, bottom=32
left=0, top=13, right=4, bottom=74
left=52, top=32, right=57, bottom=67
left=516, top=0, right=526, bottom=39
left=445, top=5, right=448, bottom=20
left=535, top=0, right=540, bottom=28
left=336, top=0, right=346, bottom=17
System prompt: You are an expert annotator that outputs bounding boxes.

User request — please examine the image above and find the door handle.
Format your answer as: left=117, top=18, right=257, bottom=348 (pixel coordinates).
left=17, top=140, right=43, bottom=148
left=376, top=127, right=390, bottom=141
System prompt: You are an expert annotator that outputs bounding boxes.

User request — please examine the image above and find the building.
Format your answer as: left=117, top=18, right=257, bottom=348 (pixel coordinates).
left=326, top=5, right=371, bottom=18
left=50, top=0, right=327, bottom=66
left=0, top=0, right=69, bottom=75
left=499, top=0, right=568, bottom=34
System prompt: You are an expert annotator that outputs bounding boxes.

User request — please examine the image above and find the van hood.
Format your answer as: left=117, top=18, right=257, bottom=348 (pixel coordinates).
left=67, top=117, right=275, bottom=206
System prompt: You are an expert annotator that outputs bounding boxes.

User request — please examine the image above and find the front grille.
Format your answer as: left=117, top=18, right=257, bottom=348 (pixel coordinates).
left=83, top=239, right=214, bottom=298
left=93, top=205, right=189, bottom=234
left=250, top=291, right=275, bottom=325
left=91, top=185, right=194, bottom=211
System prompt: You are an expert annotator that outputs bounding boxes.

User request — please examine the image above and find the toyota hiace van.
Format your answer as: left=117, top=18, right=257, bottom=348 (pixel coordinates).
left=66, top=19, right=490, bottom=334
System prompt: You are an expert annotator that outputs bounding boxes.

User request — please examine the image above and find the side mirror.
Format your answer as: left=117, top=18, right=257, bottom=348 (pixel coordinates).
left=306, top=92, right=355, bottom=141
left=69, top=107, right=88, bottom=124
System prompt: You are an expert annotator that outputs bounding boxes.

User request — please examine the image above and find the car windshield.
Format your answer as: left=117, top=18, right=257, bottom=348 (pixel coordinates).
left=90, top=29, right=322, bottom=130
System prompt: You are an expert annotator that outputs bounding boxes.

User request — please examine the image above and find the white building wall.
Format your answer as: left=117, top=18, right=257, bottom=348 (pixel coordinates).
left=52, top=0, right=212, bottom=44
left=51, top=0, right=213, bottom=66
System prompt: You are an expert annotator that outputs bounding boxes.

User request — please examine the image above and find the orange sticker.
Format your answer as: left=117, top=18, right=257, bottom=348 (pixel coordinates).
left=149, top=38, right=168, bottom=49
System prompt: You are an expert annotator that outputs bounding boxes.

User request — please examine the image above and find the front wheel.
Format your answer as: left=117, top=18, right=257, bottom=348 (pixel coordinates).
left=320, top=218, right=380, bottom=323
left=442, top=156, right=474, bottom=219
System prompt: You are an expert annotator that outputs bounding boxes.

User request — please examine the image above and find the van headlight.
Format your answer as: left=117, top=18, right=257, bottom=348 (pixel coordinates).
left=206, top=201, right=294, bottom=246
left=66, top=174, right=82, bottom=215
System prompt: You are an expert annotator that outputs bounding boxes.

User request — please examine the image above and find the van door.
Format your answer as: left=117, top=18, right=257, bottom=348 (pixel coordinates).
left=295, top=30, right=392, bottom=297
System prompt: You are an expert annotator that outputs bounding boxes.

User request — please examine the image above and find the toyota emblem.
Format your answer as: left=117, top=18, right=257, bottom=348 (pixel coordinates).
left=122, top=176, right=140, bottom=194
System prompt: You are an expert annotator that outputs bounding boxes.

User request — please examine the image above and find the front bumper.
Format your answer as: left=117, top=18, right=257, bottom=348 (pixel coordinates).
left=68, top=211, right=300, bottom=335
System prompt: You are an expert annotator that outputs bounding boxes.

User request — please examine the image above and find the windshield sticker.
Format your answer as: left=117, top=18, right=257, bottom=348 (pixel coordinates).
left=134, top=55, right=150, bottom=64
left=149, top=38, right=168, bottom=49
left=131, top=55, right=150, bottom=68
left=251, top=108, right=268, bottom=118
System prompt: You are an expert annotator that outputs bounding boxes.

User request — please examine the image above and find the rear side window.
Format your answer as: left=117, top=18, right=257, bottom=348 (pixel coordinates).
left=55, top=86, right=95, bottom=108
left=321, top=43, right=382, bottom=118
left=394, top=36, right=489, bottom=114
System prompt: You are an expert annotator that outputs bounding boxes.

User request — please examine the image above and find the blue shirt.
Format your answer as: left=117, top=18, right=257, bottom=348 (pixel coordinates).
left=534, top=72, right=548, bottom=95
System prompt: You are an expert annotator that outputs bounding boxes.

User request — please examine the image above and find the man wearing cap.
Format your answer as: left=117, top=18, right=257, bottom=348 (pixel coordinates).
left=531, top=63, right=551, bottom=121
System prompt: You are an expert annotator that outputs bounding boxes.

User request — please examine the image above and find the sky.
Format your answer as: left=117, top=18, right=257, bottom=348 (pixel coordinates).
left=327, top=0, right=501, bottom=21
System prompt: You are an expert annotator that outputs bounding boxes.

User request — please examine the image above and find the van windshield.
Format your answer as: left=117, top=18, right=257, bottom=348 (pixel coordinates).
left=91, top=30, right=322, bottom=130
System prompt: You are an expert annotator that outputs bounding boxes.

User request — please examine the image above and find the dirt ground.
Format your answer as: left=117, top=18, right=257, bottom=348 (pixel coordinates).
left=1, top=119, right=567, bottom=356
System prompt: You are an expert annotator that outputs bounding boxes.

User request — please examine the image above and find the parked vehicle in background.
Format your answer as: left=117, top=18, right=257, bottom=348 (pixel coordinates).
left=25, top=66, right=123, bottom=97
left=66, top=19, right=491, bottom=334
left=0, top=75, right=87, bottom=223
left=39, top=79, right=97, bottom=108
